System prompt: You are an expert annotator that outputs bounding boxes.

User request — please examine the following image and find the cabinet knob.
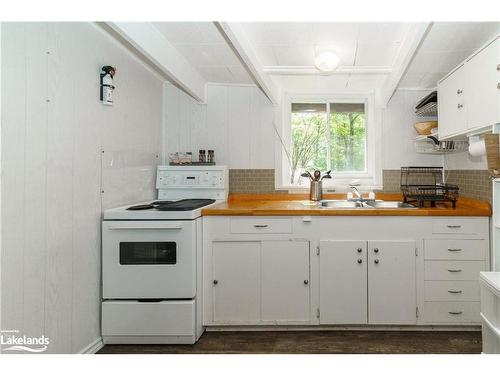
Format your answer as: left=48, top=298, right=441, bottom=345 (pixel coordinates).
left=374, top=259, right=379, bottom=264
left=303, top=280, right=309, bottom=285
left=213, top=280, right=218, bottom=285
left=357, top=248, right=362, bottom=253
left=456, top=89, right=463, bottom=94
left=497, top=82, right=500, bottom=89
left=357, top=259, right=363, bottom=264
left=497, top=64, right=500, bottom=71
left=373, top=248, right=379, bottom=253
left=457, top=103, right=463, bottom=109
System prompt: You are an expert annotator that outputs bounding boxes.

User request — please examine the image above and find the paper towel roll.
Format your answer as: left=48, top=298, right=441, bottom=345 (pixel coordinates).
left=468, top=138, right=486, bottom=157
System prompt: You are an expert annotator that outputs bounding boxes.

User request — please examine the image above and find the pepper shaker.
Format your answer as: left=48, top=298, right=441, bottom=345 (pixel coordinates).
left=199, top=150, right=206, bottom=163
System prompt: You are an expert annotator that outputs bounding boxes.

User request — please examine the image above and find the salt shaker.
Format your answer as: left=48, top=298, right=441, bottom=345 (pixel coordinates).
left=208, top=150, right=215, bottom=163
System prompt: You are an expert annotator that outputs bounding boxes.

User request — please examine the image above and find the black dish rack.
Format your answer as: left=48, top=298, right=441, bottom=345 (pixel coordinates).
left=400, top=167, right=459, bottom=208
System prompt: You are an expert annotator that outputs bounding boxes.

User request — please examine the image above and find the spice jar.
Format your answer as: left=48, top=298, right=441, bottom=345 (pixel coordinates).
left=199, top=150, right=206, bottom=163
left=208, top=150, right=215, bottom=163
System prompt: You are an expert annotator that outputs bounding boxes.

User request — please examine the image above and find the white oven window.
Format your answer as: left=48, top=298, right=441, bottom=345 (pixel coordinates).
left=119, top=242, right=177, bottom=265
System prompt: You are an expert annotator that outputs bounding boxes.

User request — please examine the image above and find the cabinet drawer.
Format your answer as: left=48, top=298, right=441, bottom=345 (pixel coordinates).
left=230, top=218, right=292, bottom=234
left=424, top=260, right=488, bottom=280
left=102, top=300, right=195, bottom=336
left=423, top=301, right=480, bottom=323
left=432, top=219, right=483, bottom=234
left=424, top=239, right=488, bottom=260
left=424, top=281, right=480, bottom=301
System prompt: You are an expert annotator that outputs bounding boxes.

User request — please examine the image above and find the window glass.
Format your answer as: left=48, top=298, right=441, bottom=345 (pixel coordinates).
left=329, top=103, right=366, bottom=172
left=290, top=103, right=327, bottom=185
left=288, top=100, right=367, bottom=185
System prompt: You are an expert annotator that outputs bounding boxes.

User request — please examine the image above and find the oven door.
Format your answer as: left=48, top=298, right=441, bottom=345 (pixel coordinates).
left=102, top=220, right=196, bottom=299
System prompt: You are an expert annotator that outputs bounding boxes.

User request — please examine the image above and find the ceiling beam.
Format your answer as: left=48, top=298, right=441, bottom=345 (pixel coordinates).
left=263, top=65, right=393, bottom=75
left=106, top=22, right=207, bottom=103
left=380, top=22, right=433, bottom=107
left=215, top=22, right=280, bottom=104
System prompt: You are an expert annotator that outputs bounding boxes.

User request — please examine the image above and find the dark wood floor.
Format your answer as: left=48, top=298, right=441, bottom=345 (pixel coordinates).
left=97, top=330, right=482, bottom=354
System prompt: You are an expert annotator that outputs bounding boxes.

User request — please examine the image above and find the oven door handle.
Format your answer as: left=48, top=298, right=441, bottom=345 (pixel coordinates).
left=108, top=224, right=183, bottom=230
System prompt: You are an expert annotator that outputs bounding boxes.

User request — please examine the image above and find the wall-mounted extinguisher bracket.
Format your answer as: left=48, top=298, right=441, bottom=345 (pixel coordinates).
left=100, top=66, right=116, bottom=106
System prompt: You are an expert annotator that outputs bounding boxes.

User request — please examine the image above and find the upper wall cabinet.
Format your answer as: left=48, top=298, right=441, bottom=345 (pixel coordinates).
left=465, top=38, right=500, bottom=131
left=437, top=64, right=467, bottom=138
left=438, top=36, right=500, bottom=140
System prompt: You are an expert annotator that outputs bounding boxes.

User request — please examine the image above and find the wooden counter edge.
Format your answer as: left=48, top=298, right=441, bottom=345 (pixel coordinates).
left=202, top=194, right=491, bottom=217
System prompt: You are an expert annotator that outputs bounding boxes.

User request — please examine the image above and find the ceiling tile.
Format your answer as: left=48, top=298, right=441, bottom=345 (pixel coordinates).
left=175, top=43, right=242, bottom=67
left=357, top=23, right=411, bottom=45
left=241, top=22, right=313, bottom=45
left=152, top=22, right=204, bottom=44
left=355, top=42, right=400, bottom=66
left=272, top=44, right=315, bottom=66
left=251, top=45, right=278, bottom=66
left=152, top=22, right=251, bottom=84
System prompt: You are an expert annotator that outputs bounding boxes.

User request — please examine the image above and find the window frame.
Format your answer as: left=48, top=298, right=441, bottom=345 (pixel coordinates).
left=275, top=91, right=382, bottom=191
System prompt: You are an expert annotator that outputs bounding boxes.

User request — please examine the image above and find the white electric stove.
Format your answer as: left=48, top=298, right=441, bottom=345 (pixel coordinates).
left=101, top=165, right=227, bottom=345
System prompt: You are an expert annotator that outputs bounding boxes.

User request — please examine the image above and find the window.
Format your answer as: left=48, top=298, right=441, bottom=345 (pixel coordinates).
left=278, top=94, right=380, bottom=188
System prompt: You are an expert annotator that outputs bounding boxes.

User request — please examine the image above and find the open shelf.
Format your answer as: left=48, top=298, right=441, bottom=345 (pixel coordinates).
left=415, top=102, right=438, bottom=117
left=413, top=135, right=468, bottom=154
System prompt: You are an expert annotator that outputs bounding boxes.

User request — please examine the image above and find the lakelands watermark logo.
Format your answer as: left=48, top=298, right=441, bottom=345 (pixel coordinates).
left=1, top=330, right=50, bottom=353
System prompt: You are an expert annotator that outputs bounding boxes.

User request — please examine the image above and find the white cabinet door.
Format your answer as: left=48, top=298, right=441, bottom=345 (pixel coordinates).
left=319, top=240, right=368, bottom=324
left=438, top=65, right=466, bottom=139
left=465, top=38, right=500, bottom=130
left=368, top=241, right=417, bottom=324
left=212, top=241, right=261, bottom=323
left=261, top=240, right=310, bottom=322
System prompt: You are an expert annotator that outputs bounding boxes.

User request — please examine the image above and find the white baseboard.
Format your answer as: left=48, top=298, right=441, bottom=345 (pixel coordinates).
left=206, top=325, right=481, bottom=332
left=78, top=337, right=104, bottom=354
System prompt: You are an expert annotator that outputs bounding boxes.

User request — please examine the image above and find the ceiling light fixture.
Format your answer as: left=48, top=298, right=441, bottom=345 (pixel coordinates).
left=314, top=51, right=340, bottom=73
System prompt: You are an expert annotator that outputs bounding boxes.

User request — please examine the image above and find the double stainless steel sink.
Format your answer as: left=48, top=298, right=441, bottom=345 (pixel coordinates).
left=318, top=199, right=415, bottom=209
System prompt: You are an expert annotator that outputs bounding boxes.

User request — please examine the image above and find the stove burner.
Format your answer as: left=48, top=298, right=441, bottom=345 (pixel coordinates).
left=126, top=199, right=215, bottom=211
left=126, top=204, right=155, bottom=210
left=155, top=199, right=216, bottom=211
left=126, top=201, right=173, bottom=210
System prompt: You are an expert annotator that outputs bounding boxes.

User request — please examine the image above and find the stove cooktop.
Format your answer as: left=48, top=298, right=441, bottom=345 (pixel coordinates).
left=127, top=199, right=216, bottom=211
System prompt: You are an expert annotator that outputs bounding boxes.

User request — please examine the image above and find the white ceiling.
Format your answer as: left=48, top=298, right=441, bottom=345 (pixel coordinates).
left=399, top=22, right=500, bottom=88
left=150, top=21, right=500, bottom=94
left=152, top=22, right=253, bottom=84
left=240, top=22, right=412, bottom=67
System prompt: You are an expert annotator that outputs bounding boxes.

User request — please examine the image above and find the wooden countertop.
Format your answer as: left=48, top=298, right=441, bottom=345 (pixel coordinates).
left=202, top=193, right=492, bottom=217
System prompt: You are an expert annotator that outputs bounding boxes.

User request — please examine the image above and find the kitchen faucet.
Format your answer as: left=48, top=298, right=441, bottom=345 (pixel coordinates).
left=350, top=186, right=363, bottom=201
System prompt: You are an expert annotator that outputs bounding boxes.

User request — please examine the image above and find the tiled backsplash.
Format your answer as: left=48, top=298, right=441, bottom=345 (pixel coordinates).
left=228, top=168, right=492, bottom=202
left=381, top=169, right=492, bottom=202
left=229, top=169, right=277, bottom=194
left=445, top=170, right=492, bottom=202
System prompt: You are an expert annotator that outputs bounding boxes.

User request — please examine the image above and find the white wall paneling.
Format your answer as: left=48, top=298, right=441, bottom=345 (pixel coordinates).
left=164, top=83, right=275, bottom=169
left=1, top=22, right=163, bottom=353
